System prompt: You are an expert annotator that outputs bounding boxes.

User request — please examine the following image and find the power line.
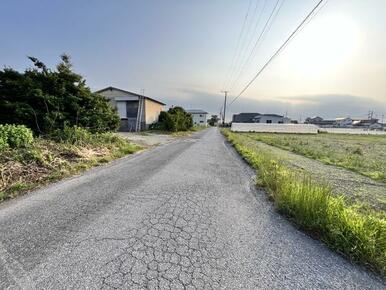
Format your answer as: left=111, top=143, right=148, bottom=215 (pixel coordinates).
left=241, top=0, right=269, bottom=61
left=221, top=0, right=253, bottom=91
left=229, top=0, right=284, bottom=92
left=229, top=0, right=327, bottom=106
left=225, top=0, right=262, bottom=90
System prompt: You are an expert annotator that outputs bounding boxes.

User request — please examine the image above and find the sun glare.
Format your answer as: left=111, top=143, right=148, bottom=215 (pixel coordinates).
left=283, top=14, right=360, bottom=77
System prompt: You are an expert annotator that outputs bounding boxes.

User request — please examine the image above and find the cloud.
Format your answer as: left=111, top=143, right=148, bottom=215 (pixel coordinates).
left=160, top=89, right=386, bottom=121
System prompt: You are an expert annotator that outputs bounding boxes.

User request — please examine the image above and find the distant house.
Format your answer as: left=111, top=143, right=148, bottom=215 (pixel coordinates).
left=305, top=116, right=324, bottom=124
left=232, top=113, right=290, bottom=124
left=305, top=116, right=336, bottom=127
left=95, top=86, right=165, bottom=132
left=369, top=123, right=384, bottom=130
left=232, top=113, right=260, bottom=123
left=312, top=116, right=323, bottom=122
left=352, top=118, right=379, bottom=128
left=335, top=117, right=353, bottom=127
left=305, top=116, right=353, bottom=128
left=305, top=116, right=382, bottom=129
left=186, top=109, right=208, bottom=126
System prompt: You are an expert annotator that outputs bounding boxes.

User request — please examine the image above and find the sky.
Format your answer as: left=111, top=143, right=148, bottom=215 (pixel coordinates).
left=1, top=0, right=385, bottom=121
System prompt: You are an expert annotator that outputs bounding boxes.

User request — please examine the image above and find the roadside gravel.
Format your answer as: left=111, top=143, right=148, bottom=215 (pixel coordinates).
left=118, top=132, right=176, bottom=148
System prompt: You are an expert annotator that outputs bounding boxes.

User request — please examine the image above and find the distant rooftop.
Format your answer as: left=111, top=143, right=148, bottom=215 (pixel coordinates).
left=232, top=112, right=285, bottom=123
left=233, top=112, right=283, bottom=118
left=95, top=86, right=166, bottom=105
left=260, top=113, right=283, bottom=118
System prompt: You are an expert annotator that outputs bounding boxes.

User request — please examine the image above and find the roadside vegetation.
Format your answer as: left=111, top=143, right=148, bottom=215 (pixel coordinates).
left=0, top=124, right=139, bottom=202
left=0, top=56, right=140, bottom=202
left=222, top=129, right=386, bottom=275
left=0, top=54, right=120, bottom=135
left=244, top=132, right=386, bottom=182
left=150, top=106, right=193, bottom=132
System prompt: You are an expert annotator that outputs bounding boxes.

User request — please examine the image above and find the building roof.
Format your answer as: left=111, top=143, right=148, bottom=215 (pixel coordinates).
left=352, top=117, right=379, bottom=121
left=234, top=112, right=261, bottom=116
left=94, top=86, right=166, bottom=105
left=261, top=113, right=283, bottom=117
left=233, top=112, right=287, bottom=123
left=232, top=113, right=260, bottom=123
left=186, top=109, right=208, bottom=114
left=335, top=117, right=351, bottom=121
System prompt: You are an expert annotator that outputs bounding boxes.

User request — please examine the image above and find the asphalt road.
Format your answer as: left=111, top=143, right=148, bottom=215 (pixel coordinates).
left=0, top=128, right=384, bottom=289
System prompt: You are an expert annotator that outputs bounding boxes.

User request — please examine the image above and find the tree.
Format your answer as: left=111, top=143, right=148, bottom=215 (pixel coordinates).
left=0, top=55, right=120, bottom=134
left=168, top=106, right=193, bottom=131
left=208, top=115, right=219, bottom=126
left=152, top=107, right=193, bottom=132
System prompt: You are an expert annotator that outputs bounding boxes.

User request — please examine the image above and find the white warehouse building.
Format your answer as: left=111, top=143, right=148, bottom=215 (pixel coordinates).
left=95, top=86, right=165, bottom=132
left=186, top=109, right=208, bottom=126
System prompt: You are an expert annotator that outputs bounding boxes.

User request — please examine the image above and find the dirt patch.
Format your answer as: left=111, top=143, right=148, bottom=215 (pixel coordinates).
left=118, top=132, right=176, bottom=147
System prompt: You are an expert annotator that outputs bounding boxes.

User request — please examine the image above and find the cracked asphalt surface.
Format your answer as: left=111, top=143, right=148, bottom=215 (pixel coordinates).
left=0, top=128, right=384, bottom=289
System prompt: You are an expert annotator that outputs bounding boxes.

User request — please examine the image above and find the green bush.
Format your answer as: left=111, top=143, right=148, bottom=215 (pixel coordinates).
left=51, top=125, right=92, bottom=145
left=51, top=126, right=131, bottom=149
left=0, top=124, right=34, bottom=150
left=95, top=132, right=120, bottom=143
left=0, top=137, right=7, bottom=151
left=152, top=107, right=193, bottom=132
left=0, top=54, right=120, bottom=134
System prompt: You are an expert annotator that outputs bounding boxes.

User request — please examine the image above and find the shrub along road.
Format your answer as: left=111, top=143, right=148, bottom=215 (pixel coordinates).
left=0, top=128, right=384, bottom=289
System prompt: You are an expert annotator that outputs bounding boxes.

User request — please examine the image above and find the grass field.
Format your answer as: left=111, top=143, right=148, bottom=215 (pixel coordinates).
left=222, top=129, right=386, bottom=275
left=243, top=132, right=386, bottom=182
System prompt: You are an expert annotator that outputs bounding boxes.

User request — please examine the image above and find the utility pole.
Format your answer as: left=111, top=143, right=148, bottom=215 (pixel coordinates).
left=221, top=91, right=228, bottom=126
left=368, top=109, right=374, bottom=120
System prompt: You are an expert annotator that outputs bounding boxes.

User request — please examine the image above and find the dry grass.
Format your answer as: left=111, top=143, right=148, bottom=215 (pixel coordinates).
left=0, top=135, right=140, bottom=201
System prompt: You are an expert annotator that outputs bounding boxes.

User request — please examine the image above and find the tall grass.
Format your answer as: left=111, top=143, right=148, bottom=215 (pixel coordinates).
left=223, top=129, right=386, bottom=275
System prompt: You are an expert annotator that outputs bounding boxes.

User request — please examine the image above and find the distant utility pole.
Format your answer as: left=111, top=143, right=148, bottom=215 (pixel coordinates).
left=368, top=110, right=374, bottom=120
left=221, top=91, right=228, bottom=126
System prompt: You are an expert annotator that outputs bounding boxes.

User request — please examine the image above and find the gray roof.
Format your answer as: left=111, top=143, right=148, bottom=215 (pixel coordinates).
left=94, top=86, right=166, bottom=105
left=262, top=114, right=283, bottom=117
left=186, top=109, right=208, bottom=114
left=232, top=113, right=261, bottom=123
left=232, top=112, right=284, bottom=123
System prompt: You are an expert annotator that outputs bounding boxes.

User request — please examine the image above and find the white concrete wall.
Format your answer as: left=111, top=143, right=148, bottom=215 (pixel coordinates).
left=191, top=113, right=207, bottom=126
left=231, top=123, right=319, bottom=134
